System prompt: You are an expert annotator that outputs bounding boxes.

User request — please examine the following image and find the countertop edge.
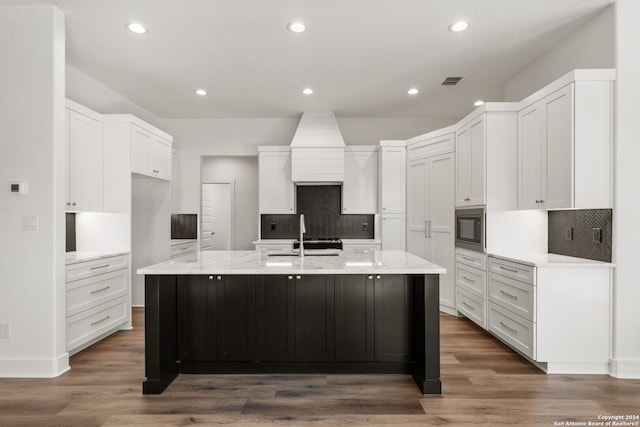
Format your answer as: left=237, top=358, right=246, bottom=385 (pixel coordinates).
left=488, top=252, right=615, bottom=268
left=66, top=250, right=130, bottom=265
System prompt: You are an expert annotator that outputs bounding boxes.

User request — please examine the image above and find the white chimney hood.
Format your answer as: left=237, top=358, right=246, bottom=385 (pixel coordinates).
left=290, top=112, right=345, bottom=183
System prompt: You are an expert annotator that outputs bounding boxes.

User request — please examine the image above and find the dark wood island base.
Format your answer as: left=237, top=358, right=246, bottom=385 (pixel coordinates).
left=143, top=273, right=441, bottom=395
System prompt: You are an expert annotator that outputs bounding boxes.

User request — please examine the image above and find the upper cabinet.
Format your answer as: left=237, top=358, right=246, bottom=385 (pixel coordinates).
left=378, top=141, right=406, bottom=214
left=455, top=114, right=485, bottom=207
left=66, top=101, right=103, bottom=212
left=258, top=147, right=295, bottom=214
left=517, top=70, right=614, bottom=210
left=342, top=147, right=377, bottom=214
left=131, top=124, right=172, bottom=181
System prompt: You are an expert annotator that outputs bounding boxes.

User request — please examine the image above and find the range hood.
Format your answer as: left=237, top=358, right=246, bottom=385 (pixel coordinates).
left=290, top=112, right=345, bottom=183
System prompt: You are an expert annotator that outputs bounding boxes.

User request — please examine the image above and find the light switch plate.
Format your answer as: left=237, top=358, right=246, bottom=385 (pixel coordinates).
left=0, top=323, right=10, bottom=339
left=22, top=214, right=38, bottom=230
left=564, top=227, right=573, bottom=241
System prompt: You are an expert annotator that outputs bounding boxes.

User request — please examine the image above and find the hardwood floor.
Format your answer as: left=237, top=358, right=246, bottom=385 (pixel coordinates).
left=0, top=307, right=638, bottom=426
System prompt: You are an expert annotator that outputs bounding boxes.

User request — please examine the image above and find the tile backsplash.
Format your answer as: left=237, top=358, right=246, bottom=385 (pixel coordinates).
left=261, top=185, right=375, bottom=239
left=66, top=212, right=76, bottom=252
left=548, top=209, right=612, bottom=262
left=171, top=214, right=198, bottom=239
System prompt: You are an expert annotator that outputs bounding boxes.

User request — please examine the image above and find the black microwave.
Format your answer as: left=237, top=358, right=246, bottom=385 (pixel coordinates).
left=455, top=208, right=485, bottom=252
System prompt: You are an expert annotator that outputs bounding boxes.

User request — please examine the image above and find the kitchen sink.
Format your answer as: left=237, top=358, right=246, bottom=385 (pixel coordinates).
left=267, top=251, right=340, bottom=257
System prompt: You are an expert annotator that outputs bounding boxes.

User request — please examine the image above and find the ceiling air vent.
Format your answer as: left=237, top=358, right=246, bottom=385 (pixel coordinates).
left=441, top=76, right=463, bottom=86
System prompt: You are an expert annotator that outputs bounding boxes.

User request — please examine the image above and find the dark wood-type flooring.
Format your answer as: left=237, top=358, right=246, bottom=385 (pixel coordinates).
left=0, top=308, right=638, bottom=426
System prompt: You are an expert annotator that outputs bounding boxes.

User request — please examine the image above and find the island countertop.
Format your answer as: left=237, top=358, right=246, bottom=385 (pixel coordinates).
left=137, top=250, right=446, bottom=276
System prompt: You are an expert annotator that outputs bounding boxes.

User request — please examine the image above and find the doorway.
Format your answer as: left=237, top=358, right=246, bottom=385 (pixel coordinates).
left=201, top=181, right=235, bottom=250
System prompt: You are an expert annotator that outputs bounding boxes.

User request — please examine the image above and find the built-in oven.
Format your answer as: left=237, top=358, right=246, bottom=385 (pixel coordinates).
left=455, top=207, right=485, bottom=252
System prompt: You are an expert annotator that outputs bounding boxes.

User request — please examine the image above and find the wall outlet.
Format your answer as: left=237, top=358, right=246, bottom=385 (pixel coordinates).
left=0, top=323, right=10, bottom=339
left=592, top=228, right=603, bottom=244
left=362, top=222, right=368, bottom=231
left=270, top=223, right=276, bottom=231
left=564, top=227, right=574, bottom=241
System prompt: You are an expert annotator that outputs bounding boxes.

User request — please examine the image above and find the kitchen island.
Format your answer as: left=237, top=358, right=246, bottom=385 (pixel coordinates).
left=138, top=250, right=445, bottom=395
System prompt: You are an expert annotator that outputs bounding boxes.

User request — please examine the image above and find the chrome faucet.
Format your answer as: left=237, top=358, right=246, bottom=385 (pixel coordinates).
left=299, top=213, right=306, bottom=258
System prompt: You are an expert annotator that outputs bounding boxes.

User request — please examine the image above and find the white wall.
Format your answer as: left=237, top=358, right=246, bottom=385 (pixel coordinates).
left=611, top=0, right=640, bottom=378
left=0, top=6, right=68, bottom=377
left=201, top=156, right=259, bottom=249
left=504, top=6, right=615, bottom=101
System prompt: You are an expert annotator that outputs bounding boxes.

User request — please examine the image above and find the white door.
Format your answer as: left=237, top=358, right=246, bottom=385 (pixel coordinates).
left=201, top=182, right=234, bottom=250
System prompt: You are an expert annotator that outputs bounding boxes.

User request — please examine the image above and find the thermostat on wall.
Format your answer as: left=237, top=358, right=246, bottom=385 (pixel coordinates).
left=9, top=181, right=27, bottom=195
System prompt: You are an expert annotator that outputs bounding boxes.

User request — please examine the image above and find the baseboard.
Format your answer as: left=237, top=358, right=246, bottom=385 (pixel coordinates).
left=132, top=304, right=144, bottom=308
left=439, top=305, right=457, bottom=316
left=610, top=358, right=640, bottom=379
left=0, top=352, right=70, bottom=378
left=544, top=361, right=609, bottom=375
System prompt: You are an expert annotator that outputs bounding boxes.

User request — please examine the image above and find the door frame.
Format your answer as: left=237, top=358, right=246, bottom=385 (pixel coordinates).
left=201, top=180, right=236, bottom=250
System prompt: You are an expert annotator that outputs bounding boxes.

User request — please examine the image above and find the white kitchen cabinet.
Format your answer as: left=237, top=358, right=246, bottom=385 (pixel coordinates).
left=455, top=114, right=485, bottom=207
left=454, top=248, right=487, bottom=328
left=378, top=141, right=406, bottom=214
left=487, top=254, right=612, bottom=374
left=258, top=147, right=295, bottom=214
left=65, top=253, right=130, bottom=355
left=517, top=70, right=614, bottom=210
left=170, top=239, right=197, bottom=259
left=406, top=134, right=455, bottom=313
left=131, top=124, right=172, bottom=181
left=380, top=214, right=405, bottom=250
left=342, top=147, right=377, bottom=214
left=66, top=103, right=103, bottom=212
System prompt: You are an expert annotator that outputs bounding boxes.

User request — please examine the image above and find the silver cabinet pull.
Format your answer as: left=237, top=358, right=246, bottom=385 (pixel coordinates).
left=461, top=276, right=473, bottom=282
left=424, top=220, right=429, bottom=238
left=462, top=301, right=475, bottom=310
left=90, top=286, right=111, bottom=294
left=367, top=275, right=373, bottom=279
left=462, top=256, right=475, bottom=262
left=499, top=321, right=518, bottom=335
left=287, top=275, right=293, bottom=280
left=376, top=275, right=381, bottom=279
left=216, top=276, right=222, bottom=280
left=296, top=275, right=301, bottom=280
left=90, top=315, right=110, bottom=326
left=208, top=276, right=214, bottom=280
left=499, top=266, right=518, bottom=274
left=500, top=290, right=518, bottom=300
left=90, top=264, right=110, bottom=270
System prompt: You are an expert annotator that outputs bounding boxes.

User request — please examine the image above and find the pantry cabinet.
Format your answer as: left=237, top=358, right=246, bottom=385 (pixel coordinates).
left=406, top=130, right=455, bottom=313
left=66, top=103, right=103, bottom=212
left=258, top=147, right=295, bottom=214
left=378, top=141, right=406, bottom=250
left=517, top=70, right=614, bottom=210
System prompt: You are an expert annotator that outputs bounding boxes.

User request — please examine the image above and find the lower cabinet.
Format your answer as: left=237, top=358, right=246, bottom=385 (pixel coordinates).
left=177, top=274, right=413, bottom=364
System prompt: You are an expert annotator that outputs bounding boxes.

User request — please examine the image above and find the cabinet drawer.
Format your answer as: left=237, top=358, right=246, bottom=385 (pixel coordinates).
left=67, top=296, right=128, bottom=352
left=488, top=273, right=535, bottom=322
left=170, top=242, right=197, bottom=258
left=67, top=269, right=128, bottom=317
left=488, top=257, right=534, bottom=285
left=488, top=302, right=534, bottom=359
left=66, top=254, right=128, bottom=282
left=456, top=288, right=485, bottom=329
left=456, top=249, right=486, bottom=270
left=455, top=263, right=485, bottom=299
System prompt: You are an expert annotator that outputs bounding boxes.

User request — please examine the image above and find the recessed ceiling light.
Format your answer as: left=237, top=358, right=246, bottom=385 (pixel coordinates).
left=288, top=22, right=307, bottom=33
left=127, top=22, right=147, bottom=34
left=448, top=20, right=470, bottom=32
left=407, top=88, right=419, bottom=95
left=301, top=88, right=313, bottom=95
left=195, top=89, right=207, bottom=96
left=474, top=99, right=485, bottom=106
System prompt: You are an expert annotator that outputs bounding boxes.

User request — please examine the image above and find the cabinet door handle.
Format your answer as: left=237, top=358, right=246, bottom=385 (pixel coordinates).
left=90, top=286, right=111, bottom=294
left=71, top=202, right=77, bottom=206
left=499, top=321, right=518, bottom=335
left=376, top=275, right=381, bottom=279
left=462, top=256, right=475, bottom=262
left=461, top=276, right=473, bottom=282
left=209, top=276, right=214, bottom=280
left=90, top=315, right=111, bottom=327
left=499, top=266, right=518, bottom=274
left=90, top=264, right=110, bottom=270
left=287, top=275, right=293, bottom=280
left=499, top=290, right=518, bottom=300
left=66, top=202, right=71, bottom=206
left=462, top=301, right=475, bottom=310
left=539, top=200, right=544, bottom=203
left=367, top=275, right=373, bottom=279
left=424, top=221, right=429, bottom=238
left=296, top=275, right=301, bottom=280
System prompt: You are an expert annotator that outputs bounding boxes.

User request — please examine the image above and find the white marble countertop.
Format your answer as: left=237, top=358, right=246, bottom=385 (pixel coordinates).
left=66, top=250, right=129, bottom=265
left=138, top=250, right=446, bottom=275
left=252, top=239, right=382, bottom=244
left=488, top=252, right=615, bottom=268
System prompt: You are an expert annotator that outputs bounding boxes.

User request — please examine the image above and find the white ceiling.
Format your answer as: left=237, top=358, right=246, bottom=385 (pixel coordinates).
left=3, top=0, right=613, bottom=118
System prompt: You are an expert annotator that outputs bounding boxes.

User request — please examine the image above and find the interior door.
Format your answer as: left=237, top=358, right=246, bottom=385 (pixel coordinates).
left=201, top=183, right=234, bottom=250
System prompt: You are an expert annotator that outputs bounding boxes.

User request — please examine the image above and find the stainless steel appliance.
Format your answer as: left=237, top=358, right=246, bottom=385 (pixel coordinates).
left=293, top=237, right=343, bottom=250
left=455, top=208, right=485, bottom=252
